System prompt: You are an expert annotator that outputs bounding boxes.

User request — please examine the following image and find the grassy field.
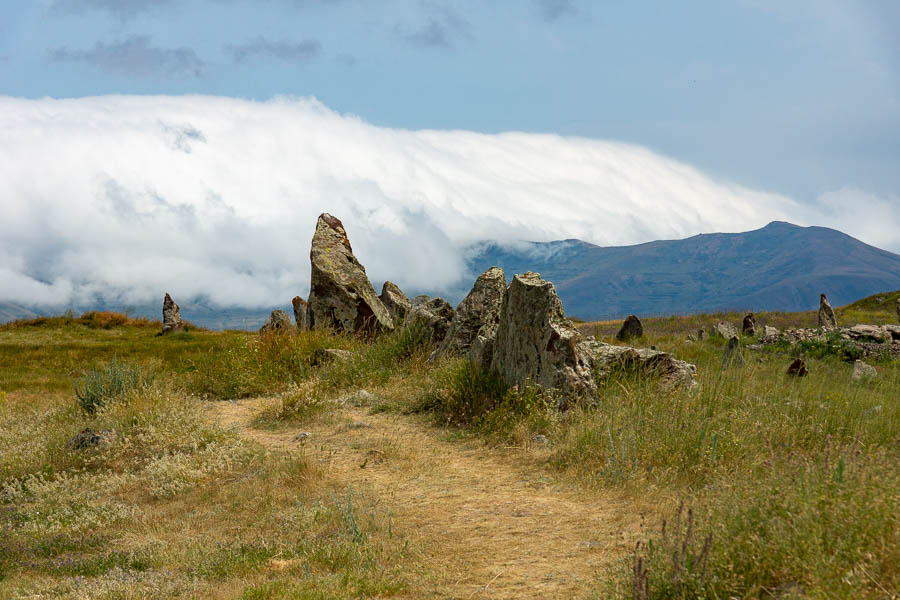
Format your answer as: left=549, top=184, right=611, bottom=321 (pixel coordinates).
left=0, top=304, right=897, bottom=599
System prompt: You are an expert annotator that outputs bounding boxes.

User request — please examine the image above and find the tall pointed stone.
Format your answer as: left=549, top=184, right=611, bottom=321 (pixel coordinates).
left=161, top=293, right=184, bottom=334
left=817, top=293, right=837, bottom=328
left=306, top=213, right=393, bottom=335
left=431, top=266, right=506, bottom=362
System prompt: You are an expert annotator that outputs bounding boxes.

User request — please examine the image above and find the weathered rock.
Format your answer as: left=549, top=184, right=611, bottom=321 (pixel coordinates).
left=845, top=324, right=886, bottom=343
left=321, top=348, right=351, bottom=362
left=432, top=266, right=506, bottom=361
left=851, top=360, right=877, bottom=380
left=307, top=213, right=393, bottom=335
left=818, top=293, right=837, bottom=328
left=721, top=336, right=744, bottom=368
left=711, top=322, right=739, bottom=339
left=697, top=328, right=705, bottom=341
left=379, top=281, right=411, bottom=327
left=886, top=324, right=900, bottom=341
left=161, top=293, right=184, bottom=334
left=259, top=309, right=291, bottom=334
left=742, top=313, right=757, bottom=336
left=587, top=340, right=696, bottom=388
left=761, top=325, right=781, bottom=343
left=787, top=358, right=808, bottom=377
left=615, top=315, right=644, bottom=341
left=470, top=333, right=496, bottom=372
left=404, top=295, right=455, bottom=344
left=897, top=297, right=900, bottom=324
left=531, top=434, right=551, bottom=445
left=291, top=296, right=309, bottom=331
left=490, top=272, right=596, bottom=399
left=340, top=389, right=375, bottom=406
left=66, top=428, right=115, bottom=450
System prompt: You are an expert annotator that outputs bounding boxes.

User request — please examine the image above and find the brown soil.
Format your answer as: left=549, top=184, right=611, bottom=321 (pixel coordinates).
left=207, top=397, right=642, bottom=599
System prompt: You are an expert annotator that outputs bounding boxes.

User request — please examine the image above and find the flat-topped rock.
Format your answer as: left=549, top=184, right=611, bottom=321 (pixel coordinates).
left=490, top=272, right=596, bottom=400
left=586, top=340, right=696, bottom=388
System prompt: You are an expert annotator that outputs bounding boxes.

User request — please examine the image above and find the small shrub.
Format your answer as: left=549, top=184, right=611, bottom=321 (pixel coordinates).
left=420, top=359, right=507, bottom=425
left=74, top=357, right=156, bottom=414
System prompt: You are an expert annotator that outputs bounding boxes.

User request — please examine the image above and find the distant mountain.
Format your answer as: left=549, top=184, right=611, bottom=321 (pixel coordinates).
left=5, top=222, right=900, bottom=327
left=467, top=221, right=900, bottom=320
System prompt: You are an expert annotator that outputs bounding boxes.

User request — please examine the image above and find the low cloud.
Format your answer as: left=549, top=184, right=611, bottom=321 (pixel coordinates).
left=225, top=36, right=322, bottom=63
left=535, top=0, right=576, bottom=22
left=400, top=4, right=473, bottom=49
left=0, top=94, right=893, bottom=309
left=49, top=36, right=205, bottom=78
left=50, top=0, right=175, bottom=20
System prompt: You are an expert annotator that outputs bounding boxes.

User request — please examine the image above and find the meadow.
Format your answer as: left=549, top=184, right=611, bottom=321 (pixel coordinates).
left=0, top=301, right=897, bottom=599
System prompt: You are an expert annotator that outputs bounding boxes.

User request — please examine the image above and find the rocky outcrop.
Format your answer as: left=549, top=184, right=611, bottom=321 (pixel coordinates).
left=292, top=296, right=309, bottom=331
left=586, top=340, right=696, bottom=388
left=490, top=272, right=596, bottom=399
left=844, top=324, right=886, bottom=343
left=260, top=309, right=291, bottom=333
left=616, top=315, right=643, bottom=341
left=787, top=358, right=808, bottom=377
left=711, top=322, right=738, bottom=339
left=161, top=293, right=184, bottom=334
left=306, top=213, right=393, bottom=335
left=818, top=293, right=837, bottom=328
left=851, top=360, right=877, bottom=380
left=432, top=267, right=506, bottom=362
left=404, top=295, right=455, bottom=344
left=380, top=281, right=411, bottom=327
left=742, top=313, right=757, bottom=336
left=721, top=336, right=744, bottom=368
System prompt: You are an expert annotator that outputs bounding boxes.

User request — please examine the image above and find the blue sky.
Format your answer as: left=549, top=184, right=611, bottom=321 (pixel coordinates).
left=1, top=1, right=900, bottom=307
left=3, top=0, right=898, bottom=201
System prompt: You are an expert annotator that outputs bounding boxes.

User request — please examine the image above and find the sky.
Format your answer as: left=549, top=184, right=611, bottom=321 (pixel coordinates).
left=1, top=0, right=899, bottom=308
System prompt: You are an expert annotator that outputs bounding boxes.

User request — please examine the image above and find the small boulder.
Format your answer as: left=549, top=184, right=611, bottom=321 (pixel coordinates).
left=817, top=293, right=837, bottom=328
left=260, top=309, right=292, bottom=334
left=161, top=293, right=184, bottom=334
left=845, top=324, right=886, bottom=343
left=432, top=266, right=506, bottom=361
left=490, top=272, right=596, bottom=400
left=615, top=315, right=644, bottom=341
left=712, top=322, right=738, bottom=339
left=742, top=313, right=757, bottom=336
left=66, top=428, right=115, bottom=450
left=404, top=295, right=455, bottom=344
left=761, top=325, right=780, bottom=343
left=291, top=296, right=309, bottom=331
left=380, top=281, right=412, bottom=327
left=587, top=340, right=696, bottom=388
left=851, top=360, right=877, bottom=380
left=307, top=213, right=393, bottom=335
left=321, top=348, right=351, bottom=362
left=787, top=358, right=808, bottom=377
left=721, top=336, right=744, bottom=368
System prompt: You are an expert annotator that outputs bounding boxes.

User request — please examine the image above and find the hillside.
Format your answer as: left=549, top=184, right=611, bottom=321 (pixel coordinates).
left=468, top=221, right=900, bottom=319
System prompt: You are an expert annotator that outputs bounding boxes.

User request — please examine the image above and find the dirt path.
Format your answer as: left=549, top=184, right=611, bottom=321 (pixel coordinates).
left=207, top=396, right=642, bottom=599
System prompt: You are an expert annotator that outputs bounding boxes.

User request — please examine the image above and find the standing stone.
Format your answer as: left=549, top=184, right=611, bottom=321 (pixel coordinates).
left=721, top=336, right=744, bottom=368
left=742, top=313, right=757, bottom=336
left=697, top=327, right=705, bottom=341
left=490, top=272, right=596, bottom=399
left=306, top=213, right=393, bottom=335
left=432, top=266, right=506, bottom=362
left=291, top=296, right=309, bottom=331
left=615, top=315, right=644, bottom=341
left=896, top=297, right=900, bottom=324
left=851, top=360, right=877, bottom=380
left=260, top=310, right=291, bottom=333
left=817, top=293, right=837, bottom=328
left=787, top=358, right=808, bottom=377
left=403, top=295, right=455, bottom=344
left=161, top=293, right=184, bottom=334
left=380, top=281, right=412, bottom=327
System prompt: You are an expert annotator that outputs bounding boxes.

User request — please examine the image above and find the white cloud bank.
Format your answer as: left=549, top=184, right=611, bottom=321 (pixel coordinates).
left=0, top=95, right=896, bottom=308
